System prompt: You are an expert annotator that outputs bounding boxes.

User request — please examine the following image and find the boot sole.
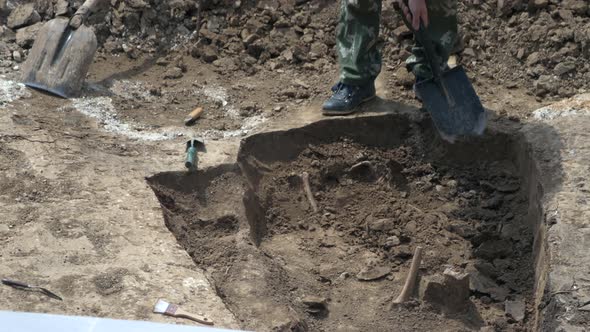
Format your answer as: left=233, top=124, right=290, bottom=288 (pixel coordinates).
left=322, top=95, right=377, bottom=116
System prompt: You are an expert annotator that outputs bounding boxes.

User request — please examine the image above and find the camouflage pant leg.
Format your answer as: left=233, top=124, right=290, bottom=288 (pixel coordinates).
left=337, top=0, right=382, bottom=85
left=403, top=0, right=458, bottom=79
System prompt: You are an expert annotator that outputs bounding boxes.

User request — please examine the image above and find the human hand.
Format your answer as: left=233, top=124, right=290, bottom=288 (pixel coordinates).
left=398, top=0, right=429, bottom=30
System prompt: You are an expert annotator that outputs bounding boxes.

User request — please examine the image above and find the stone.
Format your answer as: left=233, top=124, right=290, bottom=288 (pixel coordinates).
left=257, top=0, right=280, bottom=11
left=213, top=57, right=238, bottom=71
left=526, top=52, right=542, bottom=67
left=535, top=75, right=559, bottom=96
left=121, top=44, right=138, bottom=59
left=474, top=261, right=499, bottom=279
left=0, top=25, right=16, bottom=42
left=562, top=0, right=588, bottom=16
left=7, top=4, right=40, bottom=29
left=463, top=47, right=476, bottom=58
left=394, top=66, right=414, bottom=87
left=356, top=264, right=391, bottom=281
left=475, top=239, right=513, bottom=260
left=368, top=218, right=396, bottom=232
left=384, top=236, right=401, bottom=249
left=579, top=304, right=590, bottom=312
left=12, top=50, right=21, bottom=62
left=309, top=42, right=328, bottom=59
left=505, top=299, right=526, bottom=322
left=15, top=22, right=42, bottom=48
left=164, top=67, right=183, bottom=79
left=554, top=61, right=576, bottom=76
left=201, top=48, right=218, bottom=63
left=291, top=12, right=310, bottom=28
left=301, top=296, right=327, bottom=315
left=54, top=0, right=69, bottom=16
left=529, top=0, right=548, bottom=10
left=558, top=10, right=575, bottom=21
left=206, top=15, right=225, bottom=34
left=469, top=270, right=509, bottom=301
left=497, top=0, right=515, bottom=16
left=420, top=268, right=471, bottom=314
left=155, top=58, right=169, bottom=66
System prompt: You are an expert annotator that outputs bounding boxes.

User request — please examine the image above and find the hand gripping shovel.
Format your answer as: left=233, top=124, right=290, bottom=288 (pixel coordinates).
left=412, top=23, right=487, bottom=142
left=20, top=0, right=101, bottom=98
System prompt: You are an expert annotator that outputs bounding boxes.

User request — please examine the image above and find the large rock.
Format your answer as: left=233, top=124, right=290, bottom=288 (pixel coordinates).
left=15, top=22, right=42, bottom=48
left=420, top=268, right=471, bottom=314
left=7, top=4, right=40, bottom=29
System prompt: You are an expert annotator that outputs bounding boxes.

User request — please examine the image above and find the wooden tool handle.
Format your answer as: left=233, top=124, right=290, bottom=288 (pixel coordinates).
left=74, top=0, right=102, bottom=17
left=184, top=107, right=204, bottom=125
left=174, top=308, right=214, bottom=326
left=393, top=246, right=423, bottom=304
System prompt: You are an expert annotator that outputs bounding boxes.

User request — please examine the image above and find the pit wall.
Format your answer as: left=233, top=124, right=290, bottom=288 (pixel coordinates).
left=520, top=95, right=590, bottom=331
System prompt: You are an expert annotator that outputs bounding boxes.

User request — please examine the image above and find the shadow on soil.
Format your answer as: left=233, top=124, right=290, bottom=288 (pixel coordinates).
left=147, top=107, right=564, bottom=331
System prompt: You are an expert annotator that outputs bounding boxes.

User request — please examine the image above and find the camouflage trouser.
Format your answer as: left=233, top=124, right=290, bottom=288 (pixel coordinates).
left=337, top=0, right=458, bottom=85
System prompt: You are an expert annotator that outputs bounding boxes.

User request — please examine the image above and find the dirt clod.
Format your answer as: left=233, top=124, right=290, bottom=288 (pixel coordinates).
left=505, top=299, right=526, bottom=322
left=92, top=268, right=129, bottom=296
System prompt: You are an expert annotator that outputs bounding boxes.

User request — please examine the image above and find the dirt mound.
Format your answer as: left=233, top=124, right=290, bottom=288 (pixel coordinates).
left=3, top=0, right=589, bottom=103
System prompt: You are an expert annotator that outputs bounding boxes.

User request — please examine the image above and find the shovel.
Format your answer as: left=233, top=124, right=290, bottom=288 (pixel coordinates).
left=20, top=0, right=101, bottom=98
left=412, top=23, right=487, bottom=143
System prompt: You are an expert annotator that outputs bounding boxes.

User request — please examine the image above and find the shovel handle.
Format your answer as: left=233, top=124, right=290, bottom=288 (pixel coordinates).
left=396, top=0, right=443, bottom=79
left=69, top=0, right=102, bottom=28
left=76, top=0, right=102, bottom=15
left=397, top=2, right=456, bottom=107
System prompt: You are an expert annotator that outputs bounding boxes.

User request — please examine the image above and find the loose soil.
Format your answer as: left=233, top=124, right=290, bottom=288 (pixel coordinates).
left=149, top=117, right=535, bottom=331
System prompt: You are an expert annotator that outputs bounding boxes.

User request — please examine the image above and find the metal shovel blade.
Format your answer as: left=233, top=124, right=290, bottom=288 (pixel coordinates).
left=20, top=17, right=97, bottom=98
left=415, top=65, right=487, bottom=142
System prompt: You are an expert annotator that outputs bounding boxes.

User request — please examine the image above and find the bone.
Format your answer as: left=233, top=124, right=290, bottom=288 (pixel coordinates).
left=301, top=172, right=318, bottom=213
left=392, top=246, right=423, bottom=305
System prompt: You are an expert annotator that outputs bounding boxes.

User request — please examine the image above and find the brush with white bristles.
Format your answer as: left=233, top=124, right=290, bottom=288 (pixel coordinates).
left=153, top=299, right=214, bottom=326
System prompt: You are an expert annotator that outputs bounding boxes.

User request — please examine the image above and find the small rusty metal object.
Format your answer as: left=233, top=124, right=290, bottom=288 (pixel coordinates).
left=185, top=137, right=205, bottom=171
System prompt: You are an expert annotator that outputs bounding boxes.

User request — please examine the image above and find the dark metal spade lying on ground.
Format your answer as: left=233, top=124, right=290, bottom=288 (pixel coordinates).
left=20, top=0, right=101, bottom=98
left=412, top=24, right=487, bottom=143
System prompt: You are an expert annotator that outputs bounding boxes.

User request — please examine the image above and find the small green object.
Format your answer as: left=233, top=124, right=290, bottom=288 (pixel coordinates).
left=185, top=138, right=204, bottom=171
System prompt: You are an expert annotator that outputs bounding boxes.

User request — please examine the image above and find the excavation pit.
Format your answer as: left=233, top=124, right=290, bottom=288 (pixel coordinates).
left=148, top=114, right=540, bottom=331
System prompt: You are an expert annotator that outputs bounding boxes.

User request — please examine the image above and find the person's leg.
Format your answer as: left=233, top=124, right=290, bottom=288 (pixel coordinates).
left=323, top=0, right=382, bottom=115
left=338, top=0, right=382, bottom=85
left=405, top=0, right=458, bottom=81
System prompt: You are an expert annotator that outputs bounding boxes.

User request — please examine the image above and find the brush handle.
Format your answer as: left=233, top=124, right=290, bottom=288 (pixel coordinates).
left=172, top=308, right=214, bottom=326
